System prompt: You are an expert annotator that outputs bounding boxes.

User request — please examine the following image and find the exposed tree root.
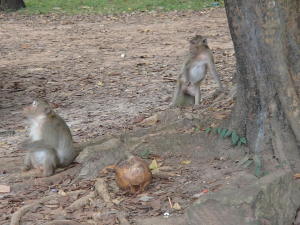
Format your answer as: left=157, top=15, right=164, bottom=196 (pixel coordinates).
left=95, top=178, right=113, bottom=206
left=67, top=191, right=96, bottom=211
left=42, top=220, right=82, bottom=225
left=10, top=195, right=56, bottom=225
left=10, top=190, right=85, bottom=225
left=38, top=166, right=80, bottom=185
left=117, top=214, right=130, bottom=225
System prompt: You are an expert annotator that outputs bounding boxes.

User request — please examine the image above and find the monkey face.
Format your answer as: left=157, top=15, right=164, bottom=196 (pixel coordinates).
left=190, top=35, right=207, bottom=47
left=23, top=99, right=52, bottom=118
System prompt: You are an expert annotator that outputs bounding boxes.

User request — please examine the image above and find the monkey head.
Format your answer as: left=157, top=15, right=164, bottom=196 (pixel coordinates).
left=23, top=99, right=53, bottom=118
left=189, top=35, right=208, bottom=47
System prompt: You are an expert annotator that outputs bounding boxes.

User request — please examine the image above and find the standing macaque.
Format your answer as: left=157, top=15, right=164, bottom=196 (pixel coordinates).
left=171, top=35, right=223, bottom=106
left=22, top=99, right=77, bottom=176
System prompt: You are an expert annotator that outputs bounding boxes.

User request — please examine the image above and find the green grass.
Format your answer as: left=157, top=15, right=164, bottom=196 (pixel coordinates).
left=20, top=0, right=222, bottom=15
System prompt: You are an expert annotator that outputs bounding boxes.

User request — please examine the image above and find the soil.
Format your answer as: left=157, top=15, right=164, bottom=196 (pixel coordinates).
left=0, top=8, right=238, bottom=225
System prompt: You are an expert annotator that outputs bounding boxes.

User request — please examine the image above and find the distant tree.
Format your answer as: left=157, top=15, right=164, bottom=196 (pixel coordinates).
left=0, top=0, right=25, bottom=11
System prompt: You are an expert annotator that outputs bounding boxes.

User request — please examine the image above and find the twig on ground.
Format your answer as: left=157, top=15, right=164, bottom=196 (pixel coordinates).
left=95, top=178, right=113, bottom=207
left=10, top=190, right=85, bottom=225
left=168, top=197, right=173, bottom=209
left=67, top=191, right=95, bottom=211
left=42, top=220, right=82, bottom=225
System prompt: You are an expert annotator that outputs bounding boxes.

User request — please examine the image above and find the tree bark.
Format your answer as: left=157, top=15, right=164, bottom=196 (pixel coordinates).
left=0, top=0, right=25, bottom=11
left=224, top=0, right=300, bottom=168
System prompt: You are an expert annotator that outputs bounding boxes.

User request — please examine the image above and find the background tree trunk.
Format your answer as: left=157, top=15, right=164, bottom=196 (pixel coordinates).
left=224, top=0, right=300, bottom=169
left=0, top=0, right=25, bottom=11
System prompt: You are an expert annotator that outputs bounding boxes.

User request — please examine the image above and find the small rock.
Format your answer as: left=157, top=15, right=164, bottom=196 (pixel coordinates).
left=139, top=195, right=154, bottom=202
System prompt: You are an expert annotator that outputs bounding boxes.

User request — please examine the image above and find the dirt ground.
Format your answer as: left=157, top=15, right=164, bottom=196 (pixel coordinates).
left=0, top=8, right=237, bottom=225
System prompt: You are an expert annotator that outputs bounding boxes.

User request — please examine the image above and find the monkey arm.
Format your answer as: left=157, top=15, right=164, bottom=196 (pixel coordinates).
left=21, top=140, right=53, bottom=150
left=208, top=57, right=223, bottom=90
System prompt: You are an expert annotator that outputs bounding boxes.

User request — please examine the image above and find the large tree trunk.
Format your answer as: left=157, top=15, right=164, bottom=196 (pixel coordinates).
left=224, top=0, right=300, bottom=168
left=0, top=0, right=25, bottom=11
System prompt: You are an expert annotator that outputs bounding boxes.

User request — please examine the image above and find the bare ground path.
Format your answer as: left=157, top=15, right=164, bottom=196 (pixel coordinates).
left=0, top=8, right=236, bottom=224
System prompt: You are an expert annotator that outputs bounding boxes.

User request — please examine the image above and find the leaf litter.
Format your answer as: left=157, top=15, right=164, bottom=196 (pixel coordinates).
left=0, top=8, right=238, bottom=225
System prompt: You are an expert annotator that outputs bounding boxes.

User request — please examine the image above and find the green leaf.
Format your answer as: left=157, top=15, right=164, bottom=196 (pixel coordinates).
left=139, top=149, right=150, bottom=159
left=231, top=131, right=240, bottom=145
left=220, top=128, right=228, bottom=138
left=205, top=127, right=212, bottom=134
left=216, top=127, right=222, bottom=134
left=239, top=137, right=247, bottom=144
left=224, top=130, right=232, bottom=137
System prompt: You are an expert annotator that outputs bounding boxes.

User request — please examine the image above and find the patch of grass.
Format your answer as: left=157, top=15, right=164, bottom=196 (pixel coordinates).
left=21, top=0, right=223, bottom=15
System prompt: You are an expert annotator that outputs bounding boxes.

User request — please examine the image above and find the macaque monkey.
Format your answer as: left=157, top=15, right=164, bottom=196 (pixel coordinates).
left=171, top=35, right=223, bottom=106
left=22, top=99, right=77, bottom=176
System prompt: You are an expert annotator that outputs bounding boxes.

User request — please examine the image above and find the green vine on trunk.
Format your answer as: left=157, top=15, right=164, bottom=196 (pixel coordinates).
left=205, top=127, right=247, bottom=146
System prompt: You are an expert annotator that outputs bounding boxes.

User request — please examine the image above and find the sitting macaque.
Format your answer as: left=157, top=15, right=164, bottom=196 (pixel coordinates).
left=171, top=35, right=223, bottom=106
left=22, top=99, right=77, bottom=176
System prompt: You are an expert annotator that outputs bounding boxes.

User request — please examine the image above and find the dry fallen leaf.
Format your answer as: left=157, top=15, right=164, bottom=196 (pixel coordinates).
left=112, top=197, right=124, bottom=205
left=132, top=115, right=146, bottom=124
left=173, top=202, right=181, bottom=210
left=294, top=173, right=300, bottom=179
left=202, top=189, right=209, bottom=193
left=140, top=114, right=159, bottom=126
left=213, top=113, right=228, bottom=120
left=58, top=190, right=67, bottom=196
left=149, top=159, right=158, bottom=170
left=180, top=160, right=191, bottom=165
left=97, top=81, right=104, bottom=87
left=0, top=184, right=10, bottom=193
left=0, top=142, right=8, bottom=147
left=21, top=44, right=30, bottom=49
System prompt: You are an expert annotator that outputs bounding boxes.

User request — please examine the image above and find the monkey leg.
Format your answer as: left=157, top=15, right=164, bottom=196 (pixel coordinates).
left=170, top=81, right=183, bottom=106
left=43, top=164, right=55, bottom=177
left=43, top=158, right=55, bottom=177
left=42, top=150, right=57, bottom=177
left=194, top=85, right=201, bottom=105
